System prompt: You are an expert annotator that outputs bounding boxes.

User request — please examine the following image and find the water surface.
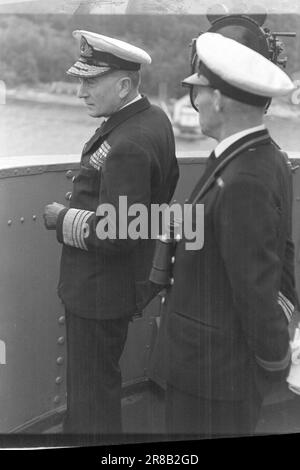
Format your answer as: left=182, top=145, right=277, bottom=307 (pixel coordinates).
left=1, top=98, right=299, bottom=159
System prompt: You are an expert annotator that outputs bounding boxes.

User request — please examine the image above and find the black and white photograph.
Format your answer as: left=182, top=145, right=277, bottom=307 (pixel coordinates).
left=1, top=0, right=300, bottom=457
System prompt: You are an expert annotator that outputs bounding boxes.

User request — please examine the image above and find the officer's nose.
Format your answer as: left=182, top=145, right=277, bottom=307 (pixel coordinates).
left=77, top=80, right=88, bottom=99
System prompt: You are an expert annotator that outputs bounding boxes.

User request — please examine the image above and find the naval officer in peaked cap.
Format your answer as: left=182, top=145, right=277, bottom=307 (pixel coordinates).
left=43, top=30, right=179, bottom=436
left=161, top=32, right=296, bottom=437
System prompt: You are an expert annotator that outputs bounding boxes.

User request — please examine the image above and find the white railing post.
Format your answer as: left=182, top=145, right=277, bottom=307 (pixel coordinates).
left=0, top=340, right=6, bottom=365
left=0, top=80, right=6, bottom=105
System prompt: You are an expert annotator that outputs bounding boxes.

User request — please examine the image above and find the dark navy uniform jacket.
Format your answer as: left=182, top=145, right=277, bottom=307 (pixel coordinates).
left=164, top=128, right=295, bottom=401
left=56, top=96, right=179, bottom=319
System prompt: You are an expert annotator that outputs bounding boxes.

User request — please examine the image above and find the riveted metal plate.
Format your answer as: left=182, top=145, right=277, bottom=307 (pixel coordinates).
left=0, top=155, right=80, bottom=180
left=1, top=154, right=300, bottom=433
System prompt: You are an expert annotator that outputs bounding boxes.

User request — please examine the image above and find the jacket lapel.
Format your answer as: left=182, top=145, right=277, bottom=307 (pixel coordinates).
left=82, top=96, right=151, bottom=155
left=188, top=151, right=217, bottom=203
left=100, top=95, right=150, bottom=136
left=82, top=120, right=107, bottom=156
left=189, top=129, right=271, bottom=204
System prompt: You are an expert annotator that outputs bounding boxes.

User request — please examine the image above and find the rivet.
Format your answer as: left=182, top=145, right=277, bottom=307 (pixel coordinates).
left=32, top=215, right=37, bottom=221
left=161, top=297, right=166, bottom=305
left=58, top=315, right=65, bottom=324
left=53, top=396, right=60, bottom=404
left=171, top=256, right=175, bottom=264
left=65, top=192, right=72, bottom=201
left=55, top=376, right=63, bottom=385
left=66, top=170, right=73, bottom=179
left=20, top=217, right=25, bottom=223
left=170, top=278, right=175, bottom=286
left=57, top=336, right=65, bottom=345
left=7, top=220, right=12, bottom=226
left=56, top=357, right=64, bottom=365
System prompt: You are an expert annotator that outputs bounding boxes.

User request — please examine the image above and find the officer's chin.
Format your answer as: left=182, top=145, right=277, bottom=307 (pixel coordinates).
left=199, top=122, right=207, bottom=136
left=199, top=121, right=212, bottom=140
left=85, top=105, right=101, bottom=118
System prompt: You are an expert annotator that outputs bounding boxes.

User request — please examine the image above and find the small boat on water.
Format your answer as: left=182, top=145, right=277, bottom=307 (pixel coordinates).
left=172, top=94, right=204, bottom=140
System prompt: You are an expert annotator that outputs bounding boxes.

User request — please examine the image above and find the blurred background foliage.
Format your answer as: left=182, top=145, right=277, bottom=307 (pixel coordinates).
left=0, top=13, right=300, bottom=97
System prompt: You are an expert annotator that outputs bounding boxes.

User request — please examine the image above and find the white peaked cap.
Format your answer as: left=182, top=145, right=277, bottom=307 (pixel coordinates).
left=67, top=30, right=151, bottom=78
left=183, top=32, right=295, bottom=99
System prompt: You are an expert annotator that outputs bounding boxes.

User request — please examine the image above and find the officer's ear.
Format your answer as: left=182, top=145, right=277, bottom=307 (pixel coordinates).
left=212, top=89, right=223, bottom=113
left=117, top=76, right=132, bottom=99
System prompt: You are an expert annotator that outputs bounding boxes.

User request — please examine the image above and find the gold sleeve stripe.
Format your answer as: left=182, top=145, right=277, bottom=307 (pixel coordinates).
left=278, top=291, right=294, bottom=323
left=256, top=347, right=291, bottom=372
left=62, top=209, right=93, bottom=250
left=74, top=210, right=93, bottom=250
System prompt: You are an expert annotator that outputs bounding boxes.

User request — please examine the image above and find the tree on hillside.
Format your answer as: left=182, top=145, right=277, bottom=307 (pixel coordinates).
left=0, top=15, right=74, bottom=86
left=0, top=13, right=299, bottom=95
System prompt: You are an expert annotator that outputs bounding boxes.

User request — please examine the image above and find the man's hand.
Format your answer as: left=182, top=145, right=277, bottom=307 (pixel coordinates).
left=43, top=202, right=66, bottom=230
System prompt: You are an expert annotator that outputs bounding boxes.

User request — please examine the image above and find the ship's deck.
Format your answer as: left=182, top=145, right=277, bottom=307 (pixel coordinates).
left=44, top=380, right=300, bottom=443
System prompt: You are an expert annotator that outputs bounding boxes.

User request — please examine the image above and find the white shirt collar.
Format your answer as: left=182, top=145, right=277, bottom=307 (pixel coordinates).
left=214, top=124, right=266, bottom=158
left=102, top=94, right=142, bottom=124
left=119, top=93, right=142, bottom=111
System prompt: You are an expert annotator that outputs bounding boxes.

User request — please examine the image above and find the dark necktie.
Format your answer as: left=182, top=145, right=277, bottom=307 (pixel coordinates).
left=187, top=150, right=216, bottom=203
left=208, top=150, right=216, bottom=162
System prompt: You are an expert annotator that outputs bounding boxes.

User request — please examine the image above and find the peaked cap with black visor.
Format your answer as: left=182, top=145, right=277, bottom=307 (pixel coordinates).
left=183, top=12, right=295, bottom=111
left=67, top=30, right=152, bottom=78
